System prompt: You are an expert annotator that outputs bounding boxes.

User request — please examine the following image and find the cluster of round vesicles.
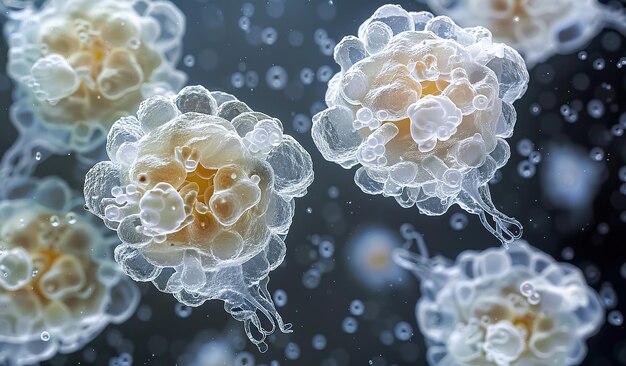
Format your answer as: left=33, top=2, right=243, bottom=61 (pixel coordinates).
left=312, top=5, right=529, bottom=245
left=394, top=230, right=604, bottom=366
left=3, top=0, right=186, bottom=172
left=426, top=0, right=625, bottom=67
left=84, top=85, right=314, bottom=351
left=0, top=177, right=139, bottom=366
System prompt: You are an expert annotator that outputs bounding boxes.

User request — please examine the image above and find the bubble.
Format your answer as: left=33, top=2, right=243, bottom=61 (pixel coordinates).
left=599, top=283, right=617, bottom=309
left=593, top=58, right=606, bottom=70
left=317, top=65, right=334, bottom=83
left=266, top=66, right=288, bottom=90
left=590, top=147, right=605, bottom=161
left=312, top=334, right=327, bottom=350
left=285, top=342, right=301, bottom=360
left=349, top=299, right=365, bottom=316
left=520, top=281, right=535, bottom=297
left=342, top=316, right=358, bottom=334
left=319, top=240, right=335, bottom=258
left=262, top=27, right=278, bottom=45
left=175, top=303, right=193, bottom=318
left=394, top=321, right=413, bottom=341
left=528, top=151, right=542, bottom=164
left=292, top=114, right=312, bottom=133
left=273, top=289, right=287, bottom=307
left=561, top=247, right=575, bottom=260
left=578, top=51, right=588, bottom=61
left=245, top=71, right=259, bottom=89
left=587, top=99, right=605, bottom=119
left=300, top=68, right=315, bottom=85
left=241, top=2, right=255, bottom=17
left=608, top=310, right=624, bottom=326
left=41, top=331, right=50, bottom=341
left=238, top=16, right=250, bottom=32
left=518, top=160, right=536, bottom=178
left=449, top=212, right=468, bottom=230
left=184, top=54, right=195, bottom=67
left=231, top=72, right=245, bottom=88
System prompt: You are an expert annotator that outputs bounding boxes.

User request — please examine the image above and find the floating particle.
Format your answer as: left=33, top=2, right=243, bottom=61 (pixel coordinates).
left=2, top=0, right=187, bottom=175
left=312, top=334, right=327, bottom=350
left=394, top=227, right=605, bottom=366
left=266, top=66, right=288, bottom=91
left=342, top=316, right=358, bottom=334
left=349, top=299, right=365, bottom=316
left=394, top=321, right=413, bottom=341
left=426, top=0, right=626, bottom=67
left=449, top=212, right=468, bottom=231
left=312, top=5, right=529, bottom=246
left=346, top=225, right=407, bottom=290
left=83, top=85, right=314, bottom=352
left=0, top=177, right=139, bottom=366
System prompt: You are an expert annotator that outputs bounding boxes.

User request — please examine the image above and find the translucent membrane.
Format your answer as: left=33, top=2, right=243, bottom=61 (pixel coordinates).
left=426, top=0, right=626, bottom=67
left=1, top=0, right=187, bottom=177
left=393, top=225, right=605, bottom=366
left=84, top=86, right=314, bottom=352
left=312, top=5, right=529, bottom=246
left=0, top=177, right=139, bottom=366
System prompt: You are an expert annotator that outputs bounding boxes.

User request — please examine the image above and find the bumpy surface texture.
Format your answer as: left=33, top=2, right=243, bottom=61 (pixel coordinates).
left=0, top=177, right=139, bottom=366
left=84, top=86, right=314, bottom=351
left=426, top=0, right=623, bottom=67
left=312, top=5, right=529, bottom=245
left=3, top=0, right=186, bottom=169
left=395, top=232, right=604, bottom=366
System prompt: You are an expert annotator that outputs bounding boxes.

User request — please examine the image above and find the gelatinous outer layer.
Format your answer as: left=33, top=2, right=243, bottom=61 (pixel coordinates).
left=84, top=86, right=314, bottom=351
left=312, top=5, right=529, bottom=245
left=426, top=0, right=622, bottom=67
left=0, top=177, right=139, bottom=366
left=4, top=0, right=186, bottom=157
left=395, top=241, right=604, bottom=366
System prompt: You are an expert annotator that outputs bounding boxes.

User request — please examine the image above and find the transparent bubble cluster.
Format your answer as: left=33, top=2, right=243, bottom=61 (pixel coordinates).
left=83, top=85, right=314, bottom=351
left=395, top=233, right=604, bottom=366
left=0, top=177, right=139, bottom=366
left=312, top=5, right=529, bottom=245
left=426, top=0, right=626, bottom=67
left=3, top=0, right=187, bottom=167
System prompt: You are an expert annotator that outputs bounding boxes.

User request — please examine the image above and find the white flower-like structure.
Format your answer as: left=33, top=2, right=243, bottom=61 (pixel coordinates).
left=2, top=0, right=186, bottom=176
left=312, top=5, right=529, bottom=245
left=0, top=177, right=139, bottom=366
left=426, top=0, right=626, bottom=67
left=83, top=85, right=314, bottom=351
left=394, top=226, right=604, bottom=366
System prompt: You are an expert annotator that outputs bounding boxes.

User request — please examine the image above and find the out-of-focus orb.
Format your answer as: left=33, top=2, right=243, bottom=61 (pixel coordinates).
left=346, top=225, right=408, bottom=290
left=84, top=86, right=314, bottom=351
left=312, top=5, right=529, bottom=245
left=0, top=177, right=139, bottom=366
left=425, top=0, right=625, bottom=67
left=394, top=228, right=604, bottom=366
left=4, top=0, right=186, bottom=161
left=541, top=142, right=605, bottom=231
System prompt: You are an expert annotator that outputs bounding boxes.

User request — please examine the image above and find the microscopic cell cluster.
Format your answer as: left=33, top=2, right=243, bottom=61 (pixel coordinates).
left=426, top=0, right=626, bottom=67
left=394, top=226, right=605, bottom=366
left=312, top=5, right=529, bottom=245
left=2, top=0, right=186, bottom=174
left=0, top=177, right=139, bottom=366
left=84, top=85, right=314, bottom=351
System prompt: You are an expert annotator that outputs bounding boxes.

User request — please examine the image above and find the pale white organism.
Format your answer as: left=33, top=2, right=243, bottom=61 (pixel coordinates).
left=426, top=0, right=626, bottom=67
left=394, top=225, right=604, bottom=366
left=1, top=0, right=186, bottom=176
left=0, top=177, right=139, bottom=366
left=312, top=5, right=529, bottom=245
left=83, top=85, right=314, bottom=352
